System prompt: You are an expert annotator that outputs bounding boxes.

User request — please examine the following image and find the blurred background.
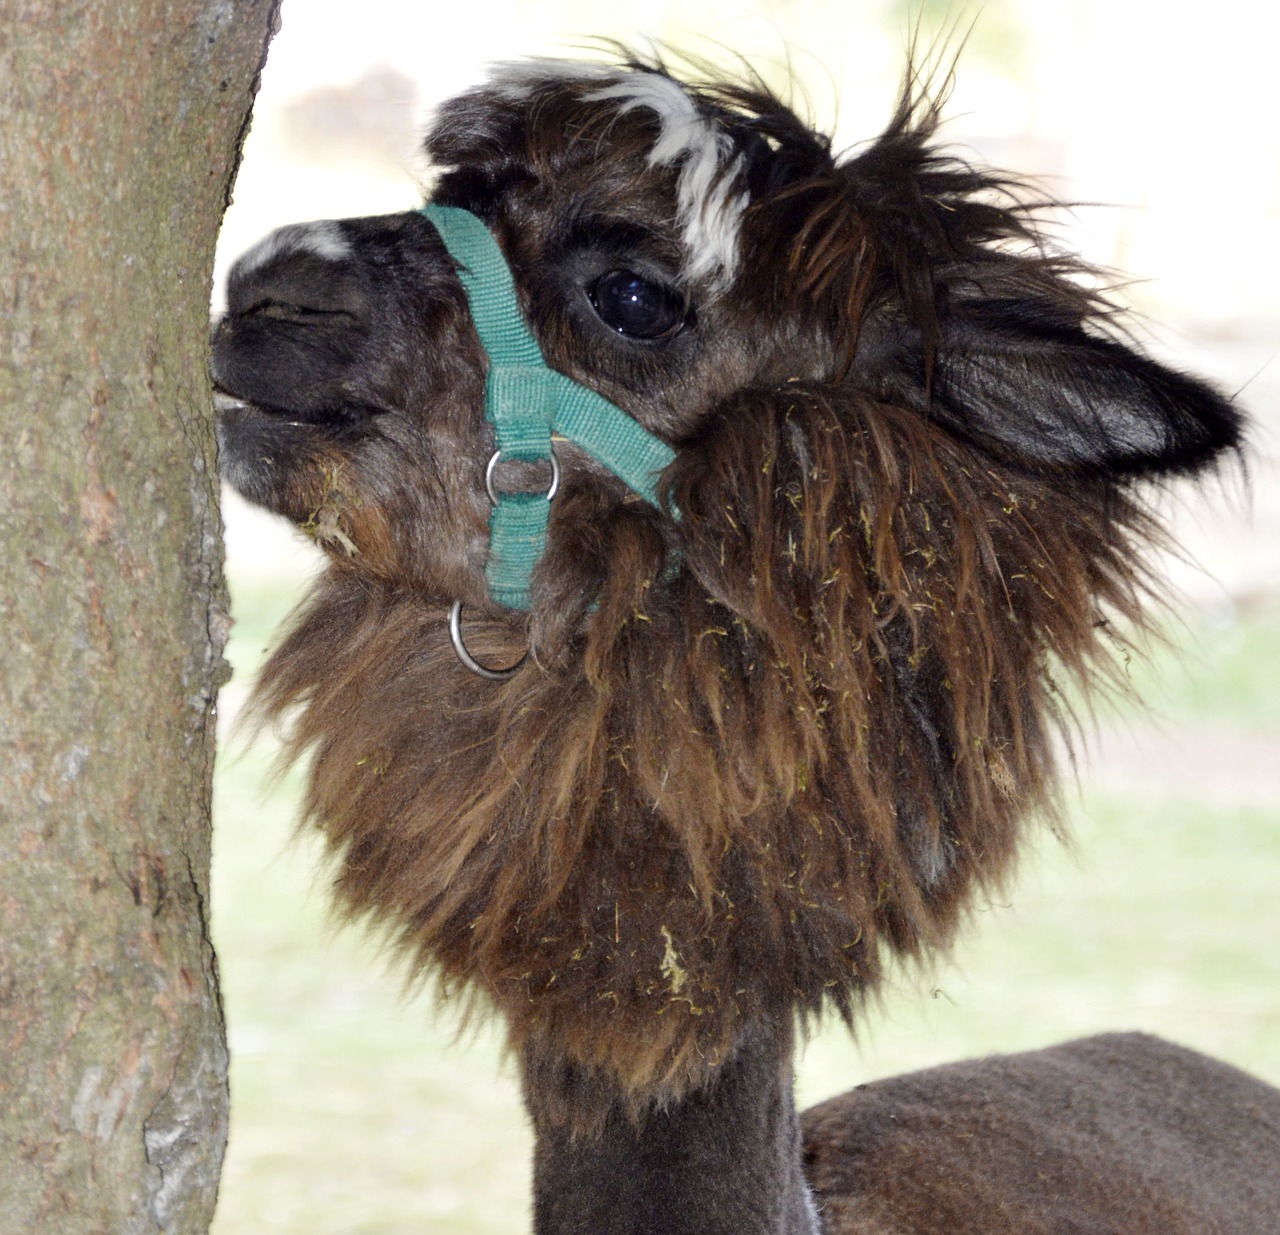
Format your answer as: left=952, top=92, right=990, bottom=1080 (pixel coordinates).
left=210, top=2, right=1280, bottom=1231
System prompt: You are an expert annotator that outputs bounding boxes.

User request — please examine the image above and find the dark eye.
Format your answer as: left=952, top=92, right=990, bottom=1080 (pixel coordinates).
left=588, top=269, right=686, bottom=340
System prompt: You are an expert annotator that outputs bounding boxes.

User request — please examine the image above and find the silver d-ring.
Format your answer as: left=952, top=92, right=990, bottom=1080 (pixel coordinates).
left=485, top=447, right=561, bottom=506
left=448, top=600, right=527, bottom=681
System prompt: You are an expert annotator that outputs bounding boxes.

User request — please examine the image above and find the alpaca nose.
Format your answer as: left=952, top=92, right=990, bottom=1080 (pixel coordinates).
left=210, top=220, right=375, bottom=416
left=221, top=221, right=371, bottom=322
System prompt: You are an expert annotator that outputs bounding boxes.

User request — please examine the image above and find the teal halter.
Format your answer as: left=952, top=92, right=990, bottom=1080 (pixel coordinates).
left=420, top=204, right=676, bottom=614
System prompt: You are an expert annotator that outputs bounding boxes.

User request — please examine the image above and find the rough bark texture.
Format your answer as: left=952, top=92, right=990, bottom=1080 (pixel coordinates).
left=0, top=3, right=279, bottom=1231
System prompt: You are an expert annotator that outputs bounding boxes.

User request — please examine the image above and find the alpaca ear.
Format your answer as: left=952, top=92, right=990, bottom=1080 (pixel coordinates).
left=860, top=297, right=1242, bottom=477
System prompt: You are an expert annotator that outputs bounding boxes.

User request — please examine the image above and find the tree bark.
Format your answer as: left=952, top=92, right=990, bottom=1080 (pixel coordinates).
left=0, top=3, right=279, bottom=1231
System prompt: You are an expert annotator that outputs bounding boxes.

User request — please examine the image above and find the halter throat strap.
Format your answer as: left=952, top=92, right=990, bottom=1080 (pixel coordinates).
left=421, top=204, right=676, bottom=611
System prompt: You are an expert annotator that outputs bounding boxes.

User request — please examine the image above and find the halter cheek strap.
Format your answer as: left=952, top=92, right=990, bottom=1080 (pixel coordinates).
left=420, top=204, right=676, bottom=617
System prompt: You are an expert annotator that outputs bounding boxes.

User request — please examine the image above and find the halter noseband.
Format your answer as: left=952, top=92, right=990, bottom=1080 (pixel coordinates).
left=420, top=204, right=676, bottom=677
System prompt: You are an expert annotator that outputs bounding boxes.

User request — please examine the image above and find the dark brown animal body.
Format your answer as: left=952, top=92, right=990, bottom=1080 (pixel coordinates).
left=803, top=1033, right=1280, bottom=1234
left=213, top=51, right=1277, bottom=1233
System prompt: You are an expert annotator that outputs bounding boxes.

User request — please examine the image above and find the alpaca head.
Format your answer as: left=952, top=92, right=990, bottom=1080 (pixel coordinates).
left=213, top=53, right=1240, bottom=1117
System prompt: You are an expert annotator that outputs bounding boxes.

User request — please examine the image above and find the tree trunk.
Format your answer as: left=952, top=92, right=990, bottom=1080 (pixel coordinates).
left=0, top=3, right=279, bottom=1231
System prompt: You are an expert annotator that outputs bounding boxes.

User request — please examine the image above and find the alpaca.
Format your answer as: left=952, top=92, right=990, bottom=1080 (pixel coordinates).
left=212, top=52, right=1280, bottom=1232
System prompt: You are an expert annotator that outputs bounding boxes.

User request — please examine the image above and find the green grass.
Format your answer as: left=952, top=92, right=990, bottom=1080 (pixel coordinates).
left=210, top=563, right=1280, bottom=1234
left=213, top=745, right=533, bottom=1234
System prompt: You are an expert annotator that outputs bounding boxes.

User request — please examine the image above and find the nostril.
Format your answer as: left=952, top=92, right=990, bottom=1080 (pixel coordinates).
left=243, top=298, right=358, bottom=324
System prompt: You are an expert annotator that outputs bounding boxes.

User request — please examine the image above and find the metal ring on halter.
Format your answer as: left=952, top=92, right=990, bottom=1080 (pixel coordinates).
left=484, top=447, right=561, bottom=506
left=448, top=600, right=527, bottom=681
left=449, top=448, right=558, bottom=679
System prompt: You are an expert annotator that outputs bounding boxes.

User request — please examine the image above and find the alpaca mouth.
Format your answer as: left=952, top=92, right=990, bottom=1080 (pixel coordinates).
left=211, top=389, right=256, bottom=416
left=211, top=386, right=376, bottom=432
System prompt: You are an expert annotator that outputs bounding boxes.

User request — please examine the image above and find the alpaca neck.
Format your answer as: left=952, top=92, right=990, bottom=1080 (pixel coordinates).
left=524, top=1021, right=820, bottom=1235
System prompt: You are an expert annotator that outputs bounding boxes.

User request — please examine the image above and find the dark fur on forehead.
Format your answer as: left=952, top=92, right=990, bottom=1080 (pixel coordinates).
left=242, top=50, right=1240, bottom=1120
left=424, top=51, right=828, bottom=245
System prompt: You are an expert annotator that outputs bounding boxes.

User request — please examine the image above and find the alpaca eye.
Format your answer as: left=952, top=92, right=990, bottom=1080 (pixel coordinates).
left=588, top=269, right=686, bottom=339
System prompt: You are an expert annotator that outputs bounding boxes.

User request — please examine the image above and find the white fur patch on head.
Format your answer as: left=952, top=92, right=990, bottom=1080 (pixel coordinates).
left=584, top=72, right=747, bottom=287
left=485, top=60, right=748, bottom=287
left=236, top=220, right=352, bottom=276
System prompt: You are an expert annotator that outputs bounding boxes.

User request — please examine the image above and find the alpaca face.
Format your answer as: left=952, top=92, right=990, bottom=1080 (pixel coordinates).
left=213, top=56, right=1240, bottom=1108
left=213, top=65, right=809, bottom=592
